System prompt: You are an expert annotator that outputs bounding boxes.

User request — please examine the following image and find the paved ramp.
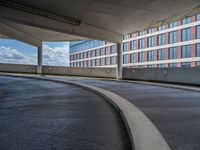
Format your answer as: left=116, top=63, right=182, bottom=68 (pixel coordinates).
left=48, top=76, right=200, bottom=150
left=0, top=76, right=131, bottom=150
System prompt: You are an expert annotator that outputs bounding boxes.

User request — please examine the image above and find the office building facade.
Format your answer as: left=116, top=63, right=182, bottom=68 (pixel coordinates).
left=70, top=13, right=200, bottom=68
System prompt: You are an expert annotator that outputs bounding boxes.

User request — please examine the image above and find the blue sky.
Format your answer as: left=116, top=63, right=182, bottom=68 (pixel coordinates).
left=0, top=39, right=69, bottom=66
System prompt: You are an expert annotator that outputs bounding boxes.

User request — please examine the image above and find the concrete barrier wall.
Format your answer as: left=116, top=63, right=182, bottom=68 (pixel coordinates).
left=0, top=63, right=37, bottom=73
left=123, top=67, right=200, bottom=85
left=42, top=66, right=116, bottom=78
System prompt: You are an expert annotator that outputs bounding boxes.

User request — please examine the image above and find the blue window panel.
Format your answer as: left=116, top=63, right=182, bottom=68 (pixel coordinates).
left=181, top=62, right=191, bottom=67
left=110, top=45, right=115, bottom=54
left=158, top=25, right=165, bottom=31
left=196, top=61, right=200, bottom=67
left=158, top=64, right=165, bottom=68
left=196, top=43, right=200, bottom=57
left=169, top=63, right=177, bottom=68
left=123, top=54, right=128, bottom=64
left=139, top=31, right=145, bottom=36
left=130, top=53, right=136, bottom=63
left=130, top=40, right=136, bottom=50
left=197, top=26, right=200, bottom=39
left=182, top=28, right=191, bottom=41
left=181, top=45, right=191, bottom=58
left=169, top=47, right=177, bottom=59
left=157, top=34, right=165, bottom=45
left=123, top=42, right=129, bottom=52
left=169, top=22, right=178, bottom=28
left=182, top=17, right=191, bottom=25
left=148, top=51, right=154, bottom=61
left=196, top=13, right=200, bottom=21
left=110, top=56, right=115, bottom=65
left=105, top=47, right=109, bottom=55
left=169, top=31, right=177, bottom=43
left=148, top=28, right=154, bottom=33
left=148, top=36, right=154, bottom=47
left=139, top=38, right=145, bottom=49
left=157, top=49, right=165, bottom=60
left=138, top=52, right=145, bottom=62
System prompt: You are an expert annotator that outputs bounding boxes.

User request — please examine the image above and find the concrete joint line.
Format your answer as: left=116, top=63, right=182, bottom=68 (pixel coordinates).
left=0, top=73, right=171, bottom=150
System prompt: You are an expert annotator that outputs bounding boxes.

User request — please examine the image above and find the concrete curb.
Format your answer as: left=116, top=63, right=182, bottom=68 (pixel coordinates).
left=0, top=73, right=171, bottom=150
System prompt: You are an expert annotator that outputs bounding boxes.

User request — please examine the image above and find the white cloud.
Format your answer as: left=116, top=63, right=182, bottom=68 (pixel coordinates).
left=0, top=42, right=70, bottom=66
left=0, top=46, right=36, bottom=64
left=42, top=43, right=69, bottom=66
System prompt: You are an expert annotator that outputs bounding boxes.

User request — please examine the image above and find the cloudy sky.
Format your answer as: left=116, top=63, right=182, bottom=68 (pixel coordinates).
left=0, top=39, right=69, bottom=66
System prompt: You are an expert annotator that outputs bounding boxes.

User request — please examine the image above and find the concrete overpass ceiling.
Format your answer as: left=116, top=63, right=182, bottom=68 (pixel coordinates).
left=5, top=0, right=200, bottom=34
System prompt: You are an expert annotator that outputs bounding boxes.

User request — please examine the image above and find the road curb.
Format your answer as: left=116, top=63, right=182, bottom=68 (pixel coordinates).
left=0, top=73, right=171, bottom=150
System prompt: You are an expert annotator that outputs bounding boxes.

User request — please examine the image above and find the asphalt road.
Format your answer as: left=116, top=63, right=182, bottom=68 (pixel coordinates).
left=0, top=76, right=132, bottom=150
left=48, top=76, right=200, bottom=150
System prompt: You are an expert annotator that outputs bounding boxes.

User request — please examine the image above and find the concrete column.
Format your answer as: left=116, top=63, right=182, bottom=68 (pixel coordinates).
left=117, top=43, right=123, bottom=79
left=37, top=46, right=42, bottom=74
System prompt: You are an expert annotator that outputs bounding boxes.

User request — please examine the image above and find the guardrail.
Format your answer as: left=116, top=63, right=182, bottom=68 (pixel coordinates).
left=123, top=67, right=200, bottom=85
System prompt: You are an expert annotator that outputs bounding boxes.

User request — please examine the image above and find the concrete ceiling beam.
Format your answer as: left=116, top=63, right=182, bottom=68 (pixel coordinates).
left=0, top=6, right=122, bottom=43
left=0, top=22, right=42, bottom=47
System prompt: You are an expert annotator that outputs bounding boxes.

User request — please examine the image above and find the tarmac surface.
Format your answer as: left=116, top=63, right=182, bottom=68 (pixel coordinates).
left=48, top=75, right=200, bottom=150
left=0, top=76, right=132, bottom=150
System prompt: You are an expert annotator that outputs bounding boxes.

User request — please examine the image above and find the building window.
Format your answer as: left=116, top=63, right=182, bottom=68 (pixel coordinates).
left=105, top=57, right=109, bottom=65
left=148, top=51, right=154, bottom=61
left=169, top=47, right=177, bottom=59
left=181, top=62, right=191, bottom=67
left=181, top=45, right=191, bottom=58
left=110, top=45, right=115, bottom=54
left=196, top=43, right=200, bottom=57
left=92, top=59, right=95, bottom=66
left=100, top=58, right=104, bottom=66
left=138, top=38, right=145, bottom=49
left=158, top=25, right=165, bottom=31
left=181, top=17, right=191, bottom=25
left=88, top=51, right=91, bottom=58
left=196, top=61, right=200, bottom=67
left=157, top=34, right=165, bottom=45
left=110, top=56, right=115, bottom=65
left=105, top=47, right=109, bottom=55
left=157, top=49, right=165, bottom=60
left=131, top=33, right=137, bottom=38
left=148, top=36, right=154, bottom=47
left=123, top=35, right=129, bottom=40
left=100, top=48, right=104, bottom=56
left=138, top=52, right=145, bottom=62
left=95, top=49, right=99, bottom=56
left=148, top=28, right=154, bottom=33
left=182, top=28, right=191, bottom=41
left=84, top=52, right=87, bottom=58
left=130, top=53, right=136, bottom=63
left=169, top=31, right=177, bottom=43
left=147, top=65, right=154, bottom=68
left=197, top=26, right=200, bottom=39
left=197, top=13, right=200, bottom=21
left=91, top=50, right=95, bottom=57
left=169, top=63, right=177, bottom=68
left=169, top=22, right=177, bottom=28
left=123, top=54, right=128, bottom=64
left=138, top=31, right=145, bottom=36
left=95, top=59, right=99, bottom=66
left=158, top=64, right=165, bottom=68
left=130, top=40, right=136, bottom=50
left=123, top=42, right=129, bottom=52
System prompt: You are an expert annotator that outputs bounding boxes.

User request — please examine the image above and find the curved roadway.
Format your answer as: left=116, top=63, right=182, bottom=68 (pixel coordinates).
left=0, top=76, right=132, bottom=150
left=48, top=75, right=200, bottom=150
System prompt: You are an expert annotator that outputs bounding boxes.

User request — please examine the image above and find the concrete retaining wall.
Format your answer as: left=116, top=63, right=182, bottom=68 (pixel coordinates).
left=42, top=66, right=116, bottom=78
left=0, top=63, right=116, bottom=78
left=123, top=67, right=200, bottom=85
left=0, top=63, right=37, bottom=73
